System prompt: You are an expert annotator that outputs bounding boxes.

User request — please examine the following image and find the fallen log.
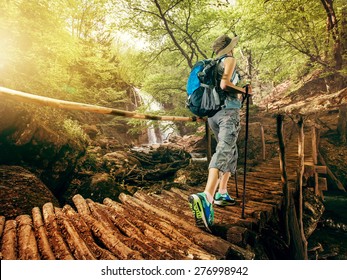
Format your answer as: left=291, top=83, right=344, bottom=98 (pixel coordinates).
left=99, top=203, right=176, bottom=259
left=55, top=208, right=96, bottom=260
left=1, top=220, right=17, bottom=260
left=62, top=205, right=117, bottom=260
left=72, top=194, right=92, bottom=215
left=88, top=200, right=165, bottom=260
left=102, top=199, right=186, bottom=259
left=32, top=207, right=56, bottom=260
left=81, top=214, right=143, bottom=260
left=103, top=199, right=179, bottom=257
left=42, top=203, right=74, bottom=260
left=16, top=215, right=40, bottom=260
left=0, top=216, right=5, bottom=240
left=168, top=188, right=267, bottom=230
left=104, top=198, right=216, bottom=260
left=119, top=193, right=255, bottom=260
left=85, top=199, right=119, bottom=232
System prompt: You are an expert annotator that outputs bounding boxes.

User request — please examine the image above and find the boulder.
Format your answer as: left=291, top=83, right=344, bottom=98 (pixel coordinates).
left=0, top=165, right=59, bottom=219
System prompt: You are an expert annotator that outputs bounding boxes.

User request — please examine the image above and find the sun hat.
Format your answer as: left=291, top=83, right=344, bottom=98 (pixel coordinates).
left=212, top=35, right=239, bottom=57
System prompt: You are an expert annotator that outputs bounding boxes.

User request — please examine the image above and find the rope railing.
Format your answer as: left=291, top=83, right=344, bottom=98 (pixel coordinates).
left=0, top=86, right=203, bottom=123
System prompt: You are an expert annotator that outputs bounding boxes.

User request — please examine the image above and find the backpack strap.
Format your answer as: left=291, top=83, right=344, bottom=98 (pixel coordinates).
left=213, top=54, right=232, bottom=90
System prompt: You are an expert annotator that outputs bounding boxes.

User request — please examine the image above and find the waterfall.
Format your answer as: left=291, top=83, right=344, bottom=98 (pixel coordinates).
left=135, top=88, right=177, bottom=144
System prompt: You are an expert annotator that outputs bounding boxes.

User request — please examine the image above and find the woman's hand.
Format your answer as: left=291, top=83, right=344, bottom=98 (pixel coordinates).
left=244, top=84, right=253, bottom=95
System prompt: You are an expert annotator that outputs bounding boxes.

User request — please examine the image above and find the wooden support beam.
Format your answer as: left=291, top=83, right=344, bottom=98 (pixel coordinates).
left=318, top=152, right=346, bottom=192
left=304, top=163, right=327, bottom=174
left=319, top=177, right=328, bottom=191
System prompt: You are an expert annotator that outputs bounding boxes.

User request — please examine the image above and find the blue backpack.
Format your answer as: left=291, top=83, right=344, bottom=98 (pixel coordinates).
left=186, top=55, right=228, bottom=117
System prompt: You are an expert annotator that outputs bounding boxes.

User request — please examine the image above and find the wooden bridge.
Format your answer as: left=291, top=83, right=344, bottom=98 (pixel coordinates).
left=1, top=86, right=344, bottom=260
left=0, top=117, right=329, bottom=260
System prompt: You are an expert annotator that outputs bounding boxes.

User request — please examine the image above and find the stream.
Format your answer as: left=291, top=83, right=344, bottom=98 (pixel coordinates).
left=308, top=189, right=347, bottom=260
left=136, top=88, right=178, bottom=144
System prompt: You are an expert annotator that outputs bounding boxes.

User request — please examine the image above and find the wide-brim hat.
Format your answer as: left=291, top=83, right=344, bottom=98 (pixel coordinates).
left=212, top=35, right=239, bottom=57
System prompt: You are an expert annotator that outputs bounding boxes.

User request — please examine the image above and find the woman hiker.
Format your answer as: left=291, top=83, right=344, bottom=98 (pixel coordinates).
left=188, top=34, right=252, bottom=233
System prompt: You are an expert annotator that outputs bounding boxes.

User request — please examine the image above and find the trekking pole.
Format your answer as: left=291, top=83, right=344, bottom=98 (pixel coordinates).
left=234, top=170, right=239, bottom=198
left=241, top=85, right=250, bottom=219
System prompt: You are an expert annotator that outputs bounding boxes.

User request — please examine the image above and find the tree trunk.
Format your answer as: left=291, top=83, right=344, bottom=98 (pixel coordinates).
left=321, top=0, right=343, bottom=69
left=337, top=105, right=347, bottom=143
left=341, top=5, right=347, bottom=55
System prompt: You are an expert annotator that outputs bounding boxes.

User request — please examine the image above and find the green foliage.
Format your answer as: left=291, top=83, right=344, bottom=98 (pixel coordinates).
left=63, top=119, right=89, bottom=144
left=1, top=0, right=346, bottom=140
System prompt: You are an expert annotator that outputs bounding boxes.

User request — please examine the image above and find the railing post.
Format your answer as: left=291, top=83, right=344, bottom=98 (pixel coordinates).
left=276, top=114, right=290, bottom=245
left=297, top=117, right=308, bottom=260
left=311, top=125, right=319, bottom=196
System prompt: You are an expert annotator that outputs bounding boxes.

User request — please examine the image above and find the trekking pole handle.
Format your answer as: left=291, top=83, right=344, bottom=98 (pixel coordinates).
left=243, top=84, right=251, bottom=95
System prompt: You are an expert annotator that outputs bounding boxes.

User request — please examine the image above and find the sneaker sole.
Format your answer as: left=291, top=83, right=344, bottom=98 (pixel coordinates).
left=214, top=200, right=236, bottom=206
left=188, top=194, right=212, bottom=233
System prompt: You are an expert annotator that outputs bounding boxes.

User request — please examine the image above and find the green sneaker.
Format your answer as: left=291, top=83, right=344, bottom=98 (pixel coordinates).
left=188, top=192, right=214, bottom=233
left=214, top=192, right=236, bottom=206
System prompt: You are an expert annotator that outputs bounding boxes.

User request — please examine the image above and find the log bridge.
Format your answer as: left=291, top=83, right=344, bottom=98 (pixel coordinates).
left=0, top=87, right=337, bottom=260
left=0, top=118, right=329, bottom=260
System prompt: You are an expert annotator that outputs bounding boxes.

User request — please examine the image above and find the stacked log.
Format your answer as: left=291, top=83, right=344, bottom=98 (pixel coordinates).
left=0, top=189, right=258, bottom=260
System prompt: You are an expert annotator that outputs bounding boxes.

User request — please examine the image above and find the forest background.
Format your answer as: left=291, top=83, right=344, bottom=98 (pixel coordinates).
left=0, top=0, right=346, bottom=137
